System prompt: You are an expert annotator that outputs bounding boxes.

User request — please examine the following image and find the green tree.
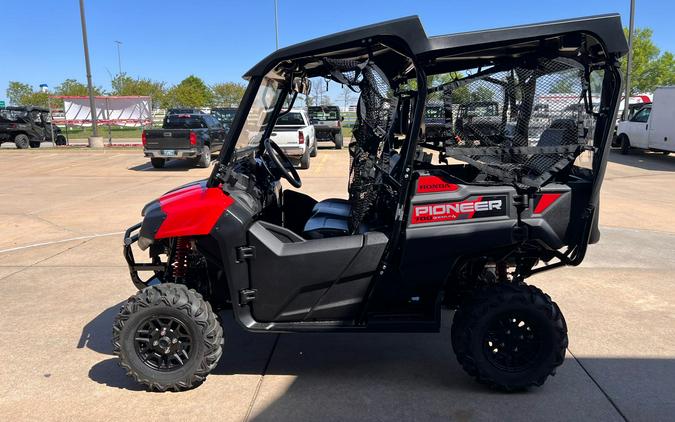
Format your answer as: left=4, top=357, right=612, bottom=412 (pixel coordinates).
left=622, top=27, right=675, bottom=93
left=164, top=75, right=213, bottom=108
left=54, top=79, right=103, bottom=96
left=111, top=73, right=166, bottom=107
left=20, top=92, right=50, bottom=108
left=548, top=74, right=578, bottom=93
left=6, top=81, right=33, bottom=105
left=211, top=82, right=246, bottom=106
left=470, top=85, right=495, bottom=102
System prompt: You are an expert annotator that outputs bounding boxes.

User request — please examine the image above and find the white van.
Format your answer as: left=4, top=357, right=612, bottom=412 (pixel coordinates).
left=616, top=86, right=675, bottom=155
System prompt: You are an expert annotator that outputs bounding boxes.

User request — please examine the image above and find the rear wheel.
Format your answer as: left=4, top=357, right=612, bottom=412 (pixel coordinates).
left=14, top=134, right=29, bottom=149
left=55, top=135, right=67, bottom=146
left=334, top=132, right=343, bottom=149
left=451, top=283, right=567, bottom=391
left=112, top=283, right=224, bottom=391
left=300, top=147, right=310, bottom=169
left=310, top=139, right=318, bottom=157
left=197, top=145, right=211, bottom=168
left=619, top=135, right=631, bottom=155
left=151, top=157, right=165, bottom=168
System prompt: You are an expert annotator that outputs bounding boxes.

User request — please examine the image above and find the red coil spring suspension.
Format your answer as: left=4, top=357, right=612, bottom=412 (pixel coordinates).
left=172, top=237, right=191, bottom=280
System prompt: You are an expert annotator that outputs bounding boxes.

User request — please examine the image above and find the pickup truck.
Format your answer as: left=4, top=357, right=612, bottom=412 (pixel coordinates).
left=271, top=109, right=317, bottom=169
left=142, top=113, right=226, bottom=168
left=308, top=105, right=343, bottom=149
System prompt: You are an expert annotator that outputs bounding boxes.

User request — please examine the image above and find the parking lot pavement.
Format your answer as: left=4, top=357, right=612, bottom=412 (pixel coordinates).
left=0, top=147, right=673, bottom=421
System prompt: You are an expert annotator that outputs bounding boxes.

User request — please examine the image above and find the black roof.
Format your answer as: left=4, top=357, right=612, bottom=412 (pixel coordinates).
left=244, top=14, right=627, bottom=78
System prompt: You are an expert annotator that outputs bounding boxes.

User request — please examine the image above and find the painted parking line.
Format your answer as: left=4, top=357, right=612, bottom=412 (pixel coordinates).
left=0, top=231, right=124, bottom=254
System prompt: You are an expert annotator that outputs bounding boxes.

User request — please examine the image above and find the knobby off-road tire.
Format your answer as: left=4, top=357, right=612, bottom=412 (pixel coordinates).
left=451, top=283, right=567, bottom=391
left=197, top=145, right=211, bottom=168
left=150, top=157, right=165, bottom=168
left=112, top=283, right=223, bottom=391
left=14, top=134, right=30, bottom=149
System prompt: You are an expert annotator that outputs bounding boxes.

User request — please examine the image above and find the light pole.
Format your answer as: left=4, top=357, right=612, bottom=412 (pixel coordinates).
left=274, top=0, right=279, bottom=50
left=623, top=0, right=636, bottom=120
left=114, top=40, right=123, bottom=76
left=78, top=0, right=102, bottom=146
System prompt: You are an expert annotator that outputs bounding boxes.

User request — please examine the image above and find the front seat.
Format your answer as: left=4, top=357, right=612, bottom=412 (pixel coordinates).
left=523, top=118, right=578, bottom=175
left=307, top=152, right=401, bottom=221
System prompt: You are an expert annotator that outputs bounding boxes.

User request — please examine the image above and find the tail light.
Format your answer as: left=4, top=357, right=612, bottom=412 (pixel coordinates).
left=141, top=131, right=147, bottom=146
left=189, top=131, right=197, bottom=145
left=298, top=131, right=305, bottom=144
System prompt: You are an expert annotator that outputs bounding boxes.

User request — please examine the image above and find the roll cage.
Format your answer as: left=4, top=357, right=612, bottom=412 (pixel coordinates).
left=208, top=14, right=626, bottom=278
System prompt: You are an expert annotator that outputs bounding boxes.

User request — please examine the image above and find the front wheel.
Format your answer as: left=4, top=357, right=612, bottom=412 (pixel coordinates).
left=451, top=283, right=567, bottom=391
left=55, top=135, right=67, bottom=146
left=619, top=135, right=631, bottom=155
left=14, top=134, right=30, bottom=149
left=112, top=283, right=224, bottom=391
left=29, top=141, right=41, bottom=148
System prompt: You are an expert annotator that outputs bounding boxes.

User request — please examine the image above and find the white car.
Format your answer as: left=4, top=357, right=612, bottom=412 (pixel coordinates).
left=271, top=109, right=317, bottom=169
left=616, top=86, right=675, bottom=155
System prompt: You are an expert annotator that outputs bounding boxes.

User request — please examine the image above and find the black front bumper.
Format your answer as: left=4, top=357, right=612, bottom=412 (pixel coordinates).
left=123, top=222, right=166, bottom=290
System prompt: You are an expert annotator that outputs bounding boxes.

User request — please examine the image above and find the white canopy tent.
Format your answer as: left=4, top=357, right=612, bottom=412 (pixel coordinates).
left=51, top=96, right=152, bottom=127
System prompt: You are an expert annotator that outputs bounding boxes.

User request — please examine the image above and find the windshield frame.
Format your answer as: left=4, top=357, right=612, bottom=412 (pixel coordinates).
left=209, top=74, right=289, bottom=177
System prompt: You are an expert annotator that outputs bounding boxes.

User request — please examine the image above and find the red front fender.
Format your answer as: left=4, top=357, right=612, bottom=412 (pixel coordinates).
left=155, top=184, right=234, bottom=239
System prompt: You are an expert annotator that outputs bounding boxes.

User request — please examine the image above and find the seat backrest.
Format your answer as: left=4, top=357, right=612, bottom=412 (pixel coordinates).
left=525, top=118, right=579, bottom=175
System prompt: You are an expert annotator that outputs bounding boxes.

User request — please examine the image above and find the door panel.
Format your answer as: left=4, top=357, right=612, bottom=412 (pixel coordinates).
left=628, top=107, right=650, bottom=148
left=247, top=222, right=363, bottom=322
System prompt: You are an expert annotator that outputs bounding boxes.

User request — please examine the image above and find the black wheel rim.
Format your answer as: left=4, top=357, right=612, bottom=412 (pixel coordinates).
left=482, top=312, right=544, bottom=372
left=134, top=315, right=193, bottom=371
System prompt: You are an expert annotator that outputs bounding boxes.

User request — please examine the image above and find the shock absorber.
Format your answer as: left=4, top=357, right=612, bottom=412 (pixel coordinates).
left=172, top=237, right=191, bottom=280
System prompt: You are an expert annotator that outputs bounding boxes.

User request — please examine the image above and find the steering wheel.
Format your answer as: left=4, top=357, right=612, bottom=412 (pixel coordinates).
left=264, top=138, right=302, bottom=188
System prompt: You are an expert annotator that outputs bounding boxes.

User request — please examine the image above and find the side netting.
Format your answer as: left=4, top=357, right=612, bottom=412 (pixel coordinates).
left=323, top=58, right=399, bottom=231
left=432, top=57, right=598, bottom=188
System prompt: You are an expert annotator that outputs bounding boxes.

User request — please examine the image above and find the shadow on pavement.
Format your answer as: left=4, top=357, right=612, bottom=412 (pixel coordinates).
left=249, top=356, right=675, bottom=422
left=78, top=302, right=122, bottom=355
left=82, top=303, right=675, bottom=421
left=608, top=148, right=675, bottom=171
left=128, top=160, right=208, bottom=172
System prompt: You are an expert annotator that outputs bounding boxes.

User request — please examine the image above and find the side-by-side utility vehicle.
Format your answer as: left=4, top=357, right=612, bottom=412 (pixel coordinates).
left=0, top=106, right=66, bottom=148
left=116, top=15, right=627, bottom=391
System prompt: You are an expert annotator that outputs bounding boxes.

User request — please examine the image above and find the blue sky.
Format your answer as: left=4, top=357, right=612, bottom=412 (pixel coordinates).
left=1, top=0, right=672, bottom=103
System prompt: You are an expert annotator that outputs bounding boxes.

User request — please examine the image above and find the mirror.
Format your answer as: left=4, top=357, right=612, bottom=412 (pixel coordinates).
left=292, top=77, right=311, bottom=96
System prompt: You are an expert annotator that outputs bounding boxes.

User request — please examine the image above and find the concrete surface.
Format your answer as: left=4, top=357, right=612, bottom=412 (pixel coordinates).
left=0, top=146, right=673, bottom=421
